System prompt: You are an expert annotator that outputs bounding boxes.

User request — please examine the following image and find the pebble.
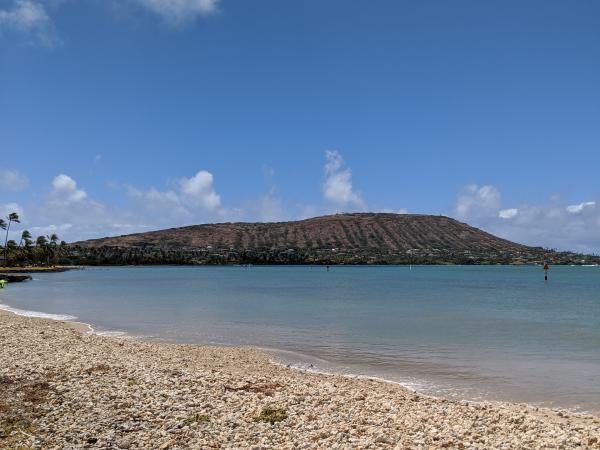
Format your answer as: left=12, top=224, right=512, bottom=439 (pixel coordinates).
left=0, top=311, right=599, bottom=449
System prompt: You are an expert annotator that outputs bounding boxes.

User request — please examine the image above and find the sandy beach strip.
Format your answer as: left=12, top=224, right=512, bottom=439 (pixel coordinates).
left=0, top=310, right=599, bottom=449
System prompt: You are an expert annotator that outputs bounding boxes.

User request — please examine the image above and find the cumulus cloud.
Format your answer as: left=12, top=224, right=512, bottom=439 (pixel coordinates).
left=0, top=202, right=24, bottom=219
left=0, top=0, right=48, bottom=30
left=323, top=150, right=365, bottom=211
left=0, top=169, right=29, bottom=191
left=498, top=208, right=518, bottom=219
left=125, top=169, right=223, bottom=225
left=455, top=184, right=501, bottom=220
left=566, top=201, right=595, bottom=214
left=0, top=0, right=60, bottom=47
left=132, top=0, right=219, bottom=25
left=0, top=170, right=225, bottom=243
left=126, top=185, right=191, bottom=219
left=1, top=0, right=219, bottom=49
left=179, top=170, right=221, bottom=210
left=21, top=174, right=148, bottom=242
left=453, top=184, right=600, bottom=254
left=50, top=174, right=87, bottom=204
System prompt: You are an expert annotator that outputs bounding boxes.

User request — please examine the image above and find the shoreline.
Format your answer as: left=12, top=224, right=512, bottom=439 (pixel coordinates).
left=0, top=265, right=82, bottom=273
left=1, top=308, right=599, bottom=448
left=2, top=300, right=599, bottom=416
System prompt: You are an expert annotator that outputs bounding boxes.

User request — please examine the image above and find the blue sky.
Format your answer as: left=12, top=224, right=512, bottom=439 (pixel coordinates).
left=1, top=0, right=599, bottom=252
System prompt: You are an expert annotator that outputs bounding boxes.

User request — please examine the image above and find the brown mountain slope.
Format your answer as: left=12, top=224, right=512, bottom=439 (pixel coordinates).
left=77, top=213, right=528, bottom=252
left=68, top=213, right=598, bottom=265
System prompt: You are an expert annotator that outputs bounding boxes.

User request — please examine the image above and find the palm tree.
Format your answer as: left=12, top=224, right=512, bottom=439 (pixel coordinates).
left=0, top=219, right=5, bottom=266
left=19, top=230, right=32, bottom=247
left=36, top=235, right=48, bottom=265
left=3, top=213, right=20, bottom=266
left=19, top=230, right=33, bottom=265
left=46, top=234, right=60, bottom=266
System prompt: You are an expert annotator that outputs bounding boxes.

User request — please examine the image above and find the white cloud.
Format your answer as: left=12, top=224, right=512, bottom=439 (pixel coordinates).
left=323, top=150, right=365, bottom=211
left=455, top=184, right=501, bottom=220
left=1, top=0, right=219, bottom=48
left=133, top=0, right=219, bottom=25
left=0, top=169, right=29, bottom=191
left=17, top=175, right=149, bottom=242
left=126, top=185, right=191, bottom=219
left=243, top=186, right=287, bottom=223
left=453, top=184, right=600, bottom=254
left=0, top=171, right=223, bottom=242
left=125, top=169, right=223, bottom=225
left=380, top=208, right=409, bottom=215
left=179, top=170, right=221, bottom=210
left=0, top=0, right=60, bottom=47
left=0, top=0, right=48, bottom=30
left=29, top=222, right=73, bottom=237
left=51, top=174, right=87, bottom=204
left=566, top=201, right=595, bottom=214
left=0, top=202, right=25, bottom=241
left=0, top=202, right=24, bottom=219
left=498, top=208, right=518, bottom=219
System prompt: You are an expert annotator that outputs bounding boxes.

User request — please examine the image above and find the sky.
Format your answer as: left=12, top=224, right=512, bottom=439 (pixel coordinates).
left=1, top=0, right=599, bottom=253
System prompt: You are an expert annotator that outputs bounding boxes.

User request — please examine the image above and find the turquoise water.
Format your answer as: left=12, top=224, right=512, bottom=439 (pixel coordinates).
left=1, top=265, right=599, bottom=412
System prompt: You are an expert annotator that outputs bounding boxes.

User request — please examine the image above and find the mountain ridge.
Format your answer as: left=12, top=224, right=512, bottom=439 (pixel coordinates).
left=75, top=213, right=527, bottom=251
left=66, top=213, right=598, bottom=265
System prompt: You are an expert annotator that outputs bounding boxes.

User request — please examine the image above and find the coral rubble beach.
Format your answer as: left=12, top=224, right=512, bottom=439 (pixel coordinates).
left=1, top=311, right=599, bottom=449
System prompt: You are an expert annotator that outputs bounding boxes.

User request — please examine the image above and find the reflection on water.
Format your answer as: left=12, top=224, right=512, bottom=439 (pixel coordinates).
left=1, top=265, right=599, bottom=413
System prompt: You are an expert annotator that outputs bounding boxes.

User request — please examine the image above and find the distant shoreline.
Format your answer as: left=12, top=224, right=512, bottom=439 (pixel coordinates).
left=4, top=262, right=599, bottom=271
left=0, top=265, right=82, bottom=273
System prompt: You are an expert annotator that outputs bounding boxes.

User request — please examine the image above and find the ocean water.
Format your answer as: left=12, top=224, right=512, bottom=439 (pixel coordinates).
left=1, top=265, right=599, bottom=413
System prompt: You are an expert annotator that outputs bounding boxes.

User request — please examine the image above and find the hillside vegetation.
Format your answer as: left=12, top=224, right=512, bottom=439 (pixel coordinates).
left=64, top=213, right=598, bottom=265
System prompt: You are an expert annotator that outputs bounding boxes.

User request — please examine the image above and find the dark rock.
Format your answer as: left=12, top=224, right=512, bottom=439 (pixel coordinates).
left=0, top=274, right=33, bottom=283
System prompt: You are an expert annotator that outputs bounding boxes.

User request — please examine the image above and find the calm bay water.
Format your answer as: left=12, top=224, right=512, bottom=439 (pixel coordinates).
left=1, top=265, right=599, bottom=412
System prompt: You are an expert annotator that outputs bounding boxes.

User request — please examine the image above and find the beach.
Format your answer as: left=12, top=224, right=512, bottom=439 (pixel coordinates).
left=1, top=310, right=599, bottom=449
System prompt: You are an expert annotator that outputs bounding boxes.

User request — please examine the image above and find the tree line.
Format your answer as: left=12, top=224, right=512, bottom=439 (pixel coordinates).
left=0, top=212, right=64, bottom=267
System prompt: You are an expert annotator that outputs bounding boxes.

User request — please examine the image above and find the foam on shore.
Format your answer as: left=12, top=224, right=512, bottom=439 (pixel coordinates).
left=0, top=302, right=131, bottom=337
left=0, top=303, right=77, bottom=321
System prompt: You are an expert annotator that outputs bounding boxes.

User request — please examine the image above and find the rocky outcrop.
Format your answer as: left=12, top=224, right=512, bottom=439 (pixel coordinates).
left=0, top=274, right=32, bottom=283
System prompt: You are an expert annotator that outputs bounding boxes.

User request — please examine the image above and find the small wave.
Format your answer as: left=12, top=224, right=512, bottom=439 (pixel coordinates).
left=83, top=323, right=135, bottom=339
left=0, top=303, right=77, bottom=321
left=269, top=358, right=430, bottom=394
left=0, top=303, right=135, bottom=339
left=92, top=330, right=129, bottom=337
